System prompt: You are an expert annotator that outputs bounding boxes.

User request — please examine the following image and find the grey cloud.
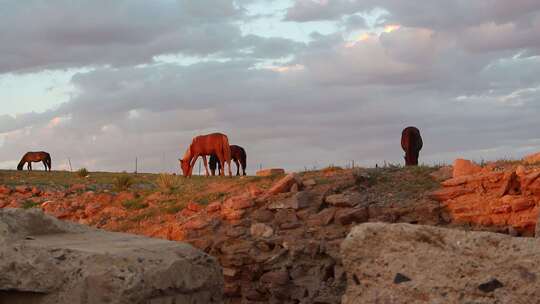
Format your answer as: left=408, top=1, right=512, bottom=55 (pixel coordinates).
left=0, top=0, right=300, bottom=73
left=1, top=1, right=540, bottom=172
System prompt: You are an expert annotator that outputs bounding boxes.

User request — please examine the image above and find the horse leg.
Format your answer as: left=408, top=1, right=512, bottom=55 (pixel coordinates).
left=28, top=162, right=32, bottom=171
left=227, top=158, right=232, bottom=177
left=202, top=156, right=210, bottom=177
left=188, top=154, right=199, bottom=177
left=216, top=154, right=225, bottom=177
left=234, top=159, right=240, bottom=176
left=42, top=160, right=47, bottom=171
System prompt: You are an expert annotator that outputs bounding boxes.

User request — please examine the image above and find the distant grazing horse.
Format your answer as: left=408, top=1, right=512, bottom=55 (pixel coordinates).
left=17, top=151, right=52, bottom=171
left=179, top=133, right=232, bottom=177
left=210, top=145, right=247, bottom=176
left=401, top=127, right=423, bottom=166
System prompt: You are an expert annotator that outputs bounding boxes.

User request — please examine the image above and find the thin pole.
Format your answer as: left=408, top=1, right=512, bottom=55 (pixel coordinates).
left=135, top=157, right=138, bottom=174
left=68, top=158, right=73, bottom=172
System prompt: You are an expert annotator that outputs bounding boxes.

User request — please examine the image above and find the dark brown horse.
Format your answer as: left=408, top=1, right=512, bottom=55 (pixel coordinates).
left=401, top=127, right=423, bottom=166
left=17, top=151, right=52, bottom=171
left=210, top=145, right=247, bottom=176
left=179, top=133, right=232, bottom=177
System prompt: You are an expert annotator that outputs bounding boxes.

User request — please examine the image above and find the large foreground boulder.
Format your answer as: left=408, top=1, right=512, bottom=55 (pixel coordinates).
left=0, top=208, right=223, bottom=304
left=341, top=223, right=540, bottom=304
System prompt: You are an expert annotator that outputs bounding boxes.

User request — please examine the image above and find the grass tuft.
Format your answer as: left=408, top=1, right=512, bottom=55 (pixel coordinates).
left=77, top=168, right=89, bottom=178
left=21, top=200, right=39, bottom=209
left=155, top=173, right=183, bottom=193
left=114, top=175, right=134, bottom=191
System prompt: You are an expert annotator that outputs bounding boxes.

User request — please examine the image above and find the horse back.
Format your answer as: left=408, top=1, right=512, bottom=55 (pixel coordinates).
left=401, top=127, right=422, bottom=151
left=191, top=133, right=230, bottom=155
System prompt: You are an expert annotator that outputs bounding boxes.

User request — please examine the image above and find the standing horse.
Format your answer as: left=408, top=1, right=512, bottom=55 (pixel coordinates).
left=210, top=145, right=247, bottom=176
left=17, top=151, right=52, bottom=171
left=401, top=126, right=423, bottom=166
left=179, top=133, right=232, bottom=177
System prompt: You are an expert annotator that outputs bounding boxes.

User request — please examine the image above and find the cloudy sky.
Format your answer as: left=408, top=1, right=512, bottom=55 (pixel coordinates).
left=1, top=0, right=540, bottom=173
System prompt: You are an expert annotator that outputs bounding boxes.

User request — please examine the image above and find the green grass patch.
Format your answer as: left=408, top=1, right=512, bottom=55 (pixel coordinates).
left=21, top=200, right=39, bottom=209
left=121, top=197, right=149, bottom=210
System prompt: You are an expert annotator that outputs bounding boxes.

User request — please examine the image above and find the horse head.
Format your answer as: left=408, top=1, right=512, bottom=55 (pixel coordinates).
left=178, top=158, right=190, bottom=177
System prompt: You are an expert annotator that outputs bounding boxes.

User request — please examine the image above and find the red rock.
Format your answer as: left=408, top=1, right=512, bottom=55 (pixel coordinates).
left=180, top=208, right=196, bottom=217
left=187, top=201, right=202, bottom=212
left=250, top=223, right=274, bottom=238
left=492, top=205, right=512, bottom=214
left=453, top=159, right=482, bottom=178
left=15, top=186, right=30, bottom=194
left=267, top=173, right=300, bottom=195
left=523, top=151, right=540, bottom=165
left=256, top=168, right=285, bottom=177
left=94, top=193, right=113, bottom=205
left=0, top=186, right=12, bottom=195
left=84, top=201, right=104, bottom=217
left=68, top=184, right=86, bottom=193
left=223, top=282, right=241, bottom=297
left=267, top=191, right=311, bottom=210
left=509, top=198, right=535, bottom=212
left=325, top=193, right=361, bottom=207
left=498, top=172, right=521, bottom=197
left=308, top=208, right=336, bottom=226
left=206, top=202, right=222, bottom=213
left=428, top=188, right=474, bottom=201
left=247, top=185, right=263, bottom=197
left=114, top=191, right=136, bottom=203
left=222, top=209, right=246, bottom=221
left=251, top=209, right=274, bottom=222
left=31, top=187, right=41, bottom=196
left=183, top=217, right=211, bottom=230
left=260, top=270, right=289, bottom=285
left=335, top=207, right=369, bottom=225
left=223, top=195, right=254, bottom=210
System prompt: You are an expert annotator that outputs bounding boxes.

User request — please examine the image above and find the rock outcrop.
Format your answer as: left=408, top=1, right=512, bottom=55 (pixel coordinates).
left=429, top=161, right=540, bottom=235
left=524, top=151, right=540, bottom=165
left=341, top=222, right=540, bottom=304
left=0, top=208, right=223, bottom=304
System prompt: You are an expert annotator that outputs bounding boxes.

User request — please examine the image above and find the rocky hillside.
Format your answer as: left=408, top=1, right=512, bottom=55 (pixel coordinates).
left=1, top=153, right=540, bottom=303
left=0, top=166, right=444, bottom=303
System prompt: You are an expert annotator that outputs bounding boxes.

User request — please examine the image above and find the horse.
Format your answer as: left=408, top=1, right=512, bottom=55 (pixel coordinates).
left=17, top=151, right=52, bottom=171
left=179, top=133, right=232, bottom=177
left=210, top=145, right=247, bottom=176
left=401, top=126, right=423, bottom=166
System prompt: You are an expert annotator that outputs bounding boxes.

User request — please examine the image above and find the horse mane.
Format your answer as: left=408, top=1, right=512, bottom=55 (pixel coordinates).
left=182, top=144, right=193, bottom=162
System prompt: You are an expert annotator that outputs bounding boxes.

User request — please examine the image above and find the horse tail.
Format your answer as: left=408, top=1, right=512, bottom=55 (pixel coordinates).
left=240, top=147, right=247, bottom=171
left=46, top=153, right=52, bottom=171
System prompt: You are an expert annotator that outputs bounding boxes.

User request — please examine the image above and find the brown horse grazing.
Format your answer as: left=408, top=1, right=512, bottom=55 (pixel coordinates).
left=210, top=145, right=247, bottom=176
left=179, top=133, right=232, bottom=177
left=17, top=151, right=52, bottom=171
left=401, top=126, right=423, bottom=166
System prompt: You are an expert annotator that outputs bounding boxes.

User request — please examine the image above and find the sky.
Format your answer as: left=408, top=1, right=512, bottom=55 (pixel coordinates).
left=1, top=0, right=540, bottom=173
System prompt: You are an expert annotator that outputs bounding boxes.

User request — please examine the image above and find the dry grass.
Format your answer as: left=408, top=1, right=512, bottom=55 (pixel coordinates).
left=114, top=175, right=134, bottom=191
left=155, top=173, right=183, bottom=193
left=77, top=168, right=89, bottom=178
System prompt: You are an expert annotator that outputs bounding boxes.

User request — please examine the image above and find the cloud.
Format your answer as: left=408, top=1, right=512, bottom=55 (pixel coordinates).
left=1, top=1, right=540, bottom=172
left=0, top=0, right=301, bottom=73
